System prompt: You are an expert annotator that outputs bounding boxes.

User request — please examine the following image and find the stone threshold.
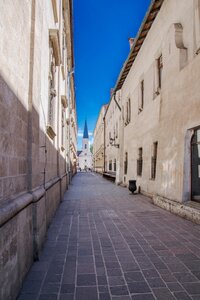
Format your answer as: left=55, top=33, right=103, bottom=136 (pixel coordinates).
left=153, top=195, right=200, bottom=225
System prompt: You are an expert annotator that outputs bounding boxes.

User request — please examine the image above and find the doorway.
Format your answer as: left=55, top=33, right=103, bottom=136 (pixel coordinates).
left=191, top=127, right=200, bottom=201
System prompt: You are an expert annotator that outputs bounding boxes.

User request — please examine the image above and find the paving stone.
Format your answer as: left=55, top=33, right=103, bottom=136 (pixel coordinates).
left=128, top=280, right=151, bottom=294
left=173, top=292, right=192, bottom=300
left=131, top=294, right=155, bottom=300
left=166, top=282, right=183, bottom=292
left=112, top=297, right=131, bottom=300
left=99, top=293, right=111, bottom=300
left=76, top=287, right=98, bottom=300
left=18, top=295, right=38, bottom=300
left=182, top=282, right=200, bottom=295
left=153, top=288, right=176, bottom=300
left=21, top=280, right=42, bottom=294
left=77, top=274, right=96, bottom=286
left=59, top=293, right=74, bottom=300
left=191, top=271, right=200, bottom=280
left=107, top=268, right=123, bottom=276
left=110, top=285, right=129, bottom=296
left=98, top=285, right=109, bottom=293
left=60, top=284, right=75, bottom=294
left=124, top=271, right=145, bottom=283
left=77, top=263, right=95, bottom=274
left=147, top=277, right=166, bottom=288
left=39, top=295, right=58, bottom=300
left=17, top=174, right=200, bottom=299
left=173, top=272, right=198, bottom=283
left=108, top=276, right=125, bottom=286
left=142, top=268, right=160, bottom=279
left=41, top=283, right=60, bottom=294
left=97, top=275, right=108, bottom=285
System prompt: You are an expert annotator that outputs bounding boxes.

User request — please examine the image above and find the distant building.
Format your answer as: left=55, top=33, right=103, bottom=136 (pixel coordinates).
left=78, top=121, right=93, bottom=170
left=93, top=104, right=107, bottom=173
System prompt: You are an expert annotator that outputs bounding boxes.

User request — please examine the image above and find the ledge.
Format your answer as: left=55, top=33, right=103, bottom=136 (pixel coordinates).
left=51, top=0, right=58, bottom=23
left=61, top=95, right=67, bottom=108
left=0, top=176, right=68, bottom=227
left=46, top=125, right=56, bottom=140
left=32, top=187, right=46, bottom=203
left=45, top=176, right=60, bottom=191
left=61, top=65, right=65, bottom=80
left=153, top=195, right=200, bottom=225
left=0, top=193, right=33, bottom=227
left=49, top=29, right=61, bottom=66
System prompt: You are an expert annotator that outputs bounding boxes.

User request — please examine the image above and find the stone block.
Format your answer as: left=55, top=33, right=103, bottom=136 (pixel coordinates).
left=33, top=196, right=47, bottom=257
left=0, top=155, right=9, bottom=177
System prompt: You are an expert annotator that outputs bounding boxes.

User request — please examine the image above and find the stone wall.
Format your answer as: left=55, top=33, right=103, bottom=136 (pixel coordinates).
left=0, top=0, right=77, bottom=299
left=102, top=0, right=200, bottom=206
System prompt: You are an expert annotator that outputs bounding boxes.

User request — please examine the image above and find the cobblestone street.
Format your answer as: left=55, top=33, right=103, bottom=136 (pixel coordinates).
left=18, top=173, right=200, bottom=300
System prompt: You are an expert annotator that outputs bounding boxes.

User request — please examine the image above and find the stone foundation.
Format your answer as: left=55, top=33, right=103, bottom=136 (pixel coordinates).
left=153, top=195, right=200, bottom=225
left=0, top=174, right=68, bottom=300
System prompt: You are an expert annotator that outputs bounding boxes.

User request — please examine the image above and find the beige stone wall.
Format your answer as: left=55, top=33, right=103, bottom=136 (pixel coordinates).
left=93, top=105, right=107, bottom=173
left=0, top=1, right=77, bottom=299
left=104, top=91, right=121, bottom=178
left=103, top=0, right=200, bottom=204
left=120, top=0, right=200, bottom=202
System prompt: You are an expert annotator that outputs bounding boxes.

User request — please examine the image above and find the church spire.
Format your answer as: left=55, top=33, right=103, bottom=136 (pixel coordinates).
left=83, top=120, right=89, bottom=139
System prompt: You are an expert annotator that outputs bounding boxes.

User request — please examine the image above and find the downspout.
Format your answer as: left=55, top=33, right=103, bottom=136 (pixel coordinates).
left=103, top=116, right=106, bottom=173
left=113, top=92, right=121, bottom=112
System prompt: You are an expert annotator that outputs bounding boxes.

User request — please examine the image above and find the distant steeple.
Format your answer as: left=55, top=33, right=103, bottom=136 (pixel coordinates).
left=83, top=120, right=89, bottom=139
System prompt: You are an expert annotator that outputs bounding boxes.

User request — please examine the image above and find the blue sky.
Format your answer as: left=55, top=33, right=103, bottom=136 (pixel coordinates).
left=73, top=0, right=151, bottom=150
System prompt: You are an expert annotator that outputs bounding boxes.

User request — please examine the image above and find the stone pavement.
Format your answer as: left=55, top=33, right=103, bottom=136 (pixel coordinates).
left=18, top=173, right=200, bottom=300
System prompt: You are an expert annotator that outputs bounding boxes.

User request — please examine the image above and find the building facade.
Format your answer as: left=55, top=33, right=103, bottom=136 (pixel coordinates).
left=0, top=1, right=77, bottom=299
left=98, top=0, right=200, bottom=222
left=93, top=104, right=107, bottom=173
left=77, top=121, right=93, bottom=170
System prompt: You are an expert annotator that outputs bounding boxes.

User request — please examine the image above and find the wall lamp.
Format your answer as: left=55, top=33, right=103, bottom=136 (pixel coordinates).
left=109, top=137, right=120, bottom=148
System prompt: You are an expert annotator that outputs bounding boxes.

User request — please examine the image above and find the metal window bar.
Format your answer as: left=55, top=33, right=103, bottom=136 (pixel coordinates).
left=158, top=55, right=163, bottom=89
left=137, top=158, right=143, bottom=176
left=151, top=157, right=157, bottom=179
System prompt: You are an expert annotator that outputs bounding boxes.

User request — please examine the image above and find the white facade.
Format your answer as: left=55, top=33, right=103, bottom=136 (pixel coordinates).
left=93, top=105, right=107, bottom=173
left=99, top=0, right=200, bottom=215
left=78, top=121, right=93, bottom=170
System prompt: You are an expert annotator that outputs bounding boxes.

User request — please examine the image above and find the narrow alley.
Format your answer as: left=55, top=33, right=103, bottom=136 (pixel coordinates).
left=18, top=173, right=200, bottom=300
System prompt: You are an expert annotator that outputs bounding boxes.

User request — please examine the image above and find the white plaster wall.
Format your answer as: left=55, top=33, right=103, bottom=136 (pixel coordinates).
left=119, top=0, right=200, bottom=202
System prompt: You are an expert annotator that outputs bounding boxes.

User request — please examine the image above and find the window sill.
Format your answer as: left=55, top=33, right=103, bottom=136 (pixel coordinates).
left=61, top=65, right=65, bottom=80
left=138, top=108, right=143, bottom=114
left=149, top=178, right=156, bottom=181
left=46, top=125, right=56, bottom=140
left=61, top=145, right=65, bottom=151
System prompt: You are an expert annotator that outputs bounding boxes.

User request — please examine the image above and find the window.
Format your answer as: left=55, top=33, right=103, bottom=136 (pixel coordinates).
left=125, top=98, right=131, bottom=125
left=137, top=148, right=143, bottom=176
left=109, top=160, right=112, bottom=171
left=61, top=106, right=65, bottom=147
left=194, top=0, right=200, bottom=53
left=157, top=55, right=163, bottom=89
left=61, top=15, right=66, bottom=79
left=151, top=142, right=158, bottom=179
left=114, top=159, right=116, bottom=172
left=85, top=144, right=87, bottom=149
left=116, top=122, right=118, bottom=138
left=47, top=41, right=57, bottom=138
left=128, top=98, right=131, bottom=122
left=124, top=152, right=128, bottom=175
left=139, top=80, right=144, bottom=113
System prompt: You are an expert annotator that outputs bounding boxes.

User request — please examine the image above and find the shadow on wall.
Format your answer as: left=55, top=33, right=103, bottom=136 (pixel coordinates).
left=0, top=72, right=71, bottom=300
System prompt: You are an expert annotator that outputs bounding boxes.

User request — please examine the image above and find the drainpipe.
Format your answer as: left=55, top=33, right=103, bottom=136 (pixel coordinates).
left=103, top=116, right=106, bottom=173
